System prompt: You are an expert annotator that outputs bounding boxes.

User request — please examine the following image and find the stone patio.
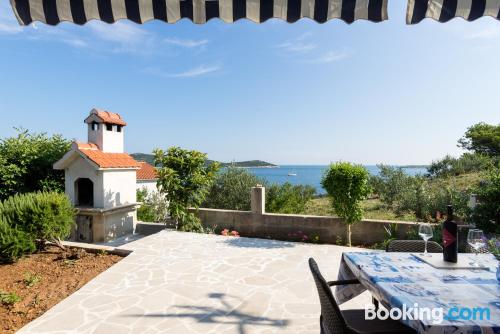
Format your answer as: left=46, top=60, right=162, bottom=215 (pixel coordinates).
left=18, top=230, right=371, bottom=334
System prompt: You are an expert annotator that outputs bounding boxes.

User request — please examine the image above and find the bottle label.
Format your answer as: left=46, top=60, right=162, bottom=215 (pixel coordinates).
left=443, top=229, right=456, bottom=247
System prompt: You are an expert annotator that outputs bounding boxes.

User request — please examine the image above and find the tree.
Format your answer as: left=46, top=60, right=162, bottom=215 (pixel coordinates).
left=369, top=165, right=413, bottom=206
left=458, top=123, right=500, bottom=157
left=321, top=162, right=371, bottom=246
left=0, top=129, right=71, bottom=200
left=154, top=147, right=219, bottom=232
left=203, top=166, right=264, bottom=211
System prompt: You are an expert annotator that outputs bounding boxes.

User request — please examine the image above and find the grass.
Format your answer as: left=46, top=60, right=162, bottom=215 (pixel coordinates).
left=302, top=197, right=417, bottom=221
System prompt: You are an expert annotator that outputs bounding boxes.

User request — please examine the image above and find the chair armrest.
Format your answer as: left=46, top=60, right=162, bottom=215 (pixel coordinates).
left=327, top=279, right=360, bottom=286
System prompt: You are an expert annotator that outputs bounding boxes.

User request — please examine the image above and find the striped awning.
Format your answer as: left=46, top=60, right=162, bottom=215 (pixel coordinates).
left=407, top=0, right=500, bottom=24
left=10, top=0, right=388, bottom=26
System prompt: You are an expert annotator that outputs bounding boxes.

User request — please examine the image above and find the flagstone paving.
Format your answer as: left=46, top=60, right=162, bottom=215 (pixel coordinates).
left=17, top=230, right=371, bottom=334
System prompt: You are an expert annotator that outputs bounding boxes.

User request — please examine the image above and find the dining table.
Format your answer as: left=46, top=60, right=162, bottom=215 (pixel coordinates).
left=335, top=251, right=499, bottom=334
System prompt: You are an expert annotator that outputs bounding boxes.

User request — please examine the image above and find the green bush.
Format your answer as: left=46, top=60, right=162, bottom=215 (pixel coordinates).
left=0, top=192, right=75, bottom=254
left=395, top=178, right=470, bottom=221
left=266, top=183, right=316, bottom=214
left=427, top=153, right=494, bottom=178
left=471, top=168, right=500, bottom=233
left=369, top=165, right=414, bottom=206
left=137, top=189, right=155, bottom=222
left=0, top=218, right=35, bottom=263
left=0, top=129, right=71, bottom=200
left=136, top=188, right=169, bottom=223
left=203, top=167, right=264, bottom=211
left=321, top=162, right=371, bottom=246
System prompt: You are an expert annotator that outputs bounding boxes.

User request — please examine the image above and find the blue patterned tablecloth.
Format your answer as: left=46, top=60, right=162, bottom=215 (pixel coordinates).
left=335, top=252, right=500, bottom=334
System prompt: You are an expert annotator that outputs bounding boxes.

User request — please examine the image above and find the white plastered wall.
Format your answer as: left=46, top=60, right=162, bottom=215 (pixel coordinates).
left=87, top=123, right=124, bottom=153
left=102, top=169, right=137, bottom=209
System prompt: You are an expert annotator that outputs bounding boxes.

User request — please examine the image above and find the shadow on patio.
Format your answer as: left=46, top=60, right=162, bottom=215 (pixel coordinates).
left=125, top=292, right=289, bottom=334
left=222, top=237, right=296, bottom=249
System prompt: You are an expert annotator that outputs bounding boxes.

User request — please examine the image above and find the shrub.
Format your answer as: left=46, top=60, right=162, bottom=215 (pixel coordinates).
left=0, top=218, right=35, bottom=263
left=266, top=183, right=316, bottom=214
left=427, top=153, right=494, bottom=178
left=0, top=192, right=75, bottom=253
left=369, top=165, right=414, bottom=206
left=136, top=188, right=169, bottom=223
left=154, top=147, right=219, bottom=232
left=395, top=177, right=471, bottom=222
left=203, top=167, right=264, bottom=211
left=136, top=189, right=155, bottom=222
left=0, top=129, right=71, bottom=200
left=471, top=168, right=500, bottom=233
left=321, top=162, right=371, bottom=246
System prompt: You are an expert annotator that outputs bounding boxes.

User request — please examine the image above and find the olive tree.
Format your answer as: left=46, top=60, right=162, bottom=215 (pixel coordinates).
left=154, top=147, right=219, bottom=232
left=321, top=162, right=371, bottom=246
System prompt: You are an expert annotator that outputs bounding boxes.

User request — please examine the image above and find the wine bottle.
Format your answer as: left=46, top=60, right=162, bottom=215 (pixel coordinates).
left=442, top=205, right=458, bottom=263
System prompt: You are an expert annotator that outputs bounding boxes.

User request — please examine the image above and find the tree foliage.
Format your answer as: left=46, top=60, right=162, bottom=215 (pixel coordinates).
left=136, top=188, right=169, bottom=223
left=369, top=165, right=413, bottom=206
left=458, top=122, right=500, bottom=157
left=321, top=162, right=370, bottom=246
left=266, top=183, right=316, bottom=214
left=427, top=153, right=494, bottom=178
left=472, top=168, right=500, bottom=234
left=0, top=129, right=71, bottom=200
left=154, top=147, right=219, bottom=232
left=203, top=167, right=264, bottom=211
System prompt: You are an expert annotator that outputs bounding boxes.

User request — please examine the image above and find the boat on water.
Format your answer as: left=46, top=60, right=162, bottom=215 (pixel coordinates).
left=288, top=172, right=297, bottom=176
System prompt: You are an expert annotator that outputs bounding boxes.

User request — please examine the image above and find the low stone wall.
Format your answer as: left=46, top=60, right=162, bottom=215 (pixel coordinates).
left=195, top=208, right=416, bottom=245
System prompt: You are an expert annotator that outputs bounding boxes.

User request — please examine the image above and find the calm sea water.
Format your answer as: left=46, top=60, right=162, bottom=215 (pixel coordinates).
left=246, top=165, right=427, bottom=194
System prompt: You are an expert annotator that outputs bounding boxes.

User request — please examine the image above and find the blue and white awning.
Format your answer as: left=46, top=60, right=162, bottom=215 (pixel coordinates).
left=10, top=0, right=388, bottom=26
left=407, top=0, right=500, bottom=24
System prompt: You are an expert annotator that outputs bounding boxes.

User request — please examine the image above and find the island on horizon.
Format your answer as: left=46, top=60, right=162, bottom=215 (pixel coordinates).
left=131, top=153, right=278, bottom=168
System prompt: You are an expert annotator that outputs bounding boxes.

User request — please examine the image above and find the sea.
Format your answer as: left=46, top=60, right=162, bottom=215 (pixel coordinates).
left=245, top=165, right=428, bottom=195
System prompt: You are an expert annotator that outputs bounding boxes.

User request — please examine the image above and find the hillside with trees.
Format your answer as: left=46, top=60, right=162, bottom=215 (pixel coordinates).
left=131, top=153, right=276, bottom=168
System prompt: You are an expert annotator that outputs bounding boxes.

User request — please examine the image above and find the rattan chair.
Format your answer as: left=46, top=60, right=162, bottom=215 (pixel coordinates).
left=386, top=240, right=443, bottom=253
left=309, top=258, right=416, bottom=334
left=465, top=244, right=489, bottom=254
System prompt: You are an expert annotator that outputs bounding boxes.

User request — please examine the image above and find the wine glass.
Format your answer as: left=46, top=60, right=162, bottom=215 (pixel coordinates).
left=467, top=229, right=485, bottom=266
left=418, top=223, right=433, bottom=257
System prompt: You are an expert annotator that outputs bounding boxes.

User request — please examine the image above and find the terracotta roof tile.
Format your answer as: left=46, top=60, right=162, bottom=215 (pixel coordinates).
left=75, top=142, right=99, bottom=150
left=137, top=161, right=159, bottom=180
left=86, top=108, right=127, bottom=126
left=79, top=149, right=140, bottom=169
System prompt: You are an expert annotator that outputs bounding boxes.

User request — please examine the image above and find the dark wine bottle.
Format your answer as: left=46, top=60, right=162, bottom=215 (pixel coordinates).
left=442, top=205, right=458, bottom=263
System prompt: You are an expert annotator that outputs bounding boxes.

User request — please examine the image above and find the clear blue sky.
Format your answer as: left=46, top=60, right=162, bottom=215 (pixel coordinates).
left=0, top=1, right=498, bottom=165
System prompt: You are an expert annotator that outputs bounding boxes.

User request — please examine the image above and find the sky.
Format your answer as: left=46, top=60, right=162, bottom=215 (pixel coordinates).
left=0, top=1, right=499, bottom=165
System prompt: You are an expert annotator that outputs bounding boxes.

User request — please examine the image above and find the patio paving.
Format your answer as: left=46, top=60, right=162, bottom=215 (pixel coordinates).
left=17, top=230, right=371, bottom=334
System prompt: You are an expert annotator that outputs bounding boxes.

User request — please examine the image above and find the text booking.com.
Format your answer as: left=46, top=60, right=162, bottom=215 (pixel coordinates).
left=365, top=303, right=491, bottom=324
